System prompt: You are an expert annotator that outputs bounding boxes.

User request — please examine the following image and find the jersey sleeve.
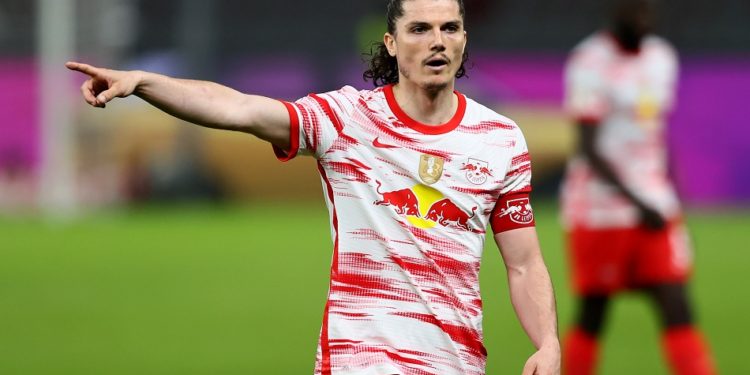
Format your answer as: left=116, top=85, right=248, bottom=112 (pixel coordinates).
left=564, top=49, right=609, bottom=124
left=273, top=86, right=358, bottom=161
left=490, top=129, right=535, bottom=234
left=655, top=42, right=680, bottom=114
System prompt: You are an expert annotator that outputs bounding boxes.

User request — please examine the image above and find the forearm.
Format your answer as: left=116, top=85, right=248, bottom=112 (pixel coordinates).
left=586, top=153, right=642, bottom=204
left=496, top=228, right=559, bottom=350
left=129, top=71, right=290, bottom=147
left=134, top=71, right=252, bottom=132
left=579, top=124, right=644, bottom=207
left=507, top=255, right=559, bottom=349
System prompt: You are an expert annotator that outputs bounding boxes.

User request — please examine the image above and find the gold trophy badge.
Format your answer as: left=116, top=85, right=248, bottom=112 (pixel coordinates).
left=418, top=154, right=444, bottom=185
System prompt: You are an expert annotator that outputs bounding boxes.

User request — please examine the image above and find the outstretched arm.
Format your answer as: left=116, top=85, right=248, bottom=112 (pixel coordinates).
left=495, top=227, right=560, bottom=375
left=65, top=61, right=291, bottom=149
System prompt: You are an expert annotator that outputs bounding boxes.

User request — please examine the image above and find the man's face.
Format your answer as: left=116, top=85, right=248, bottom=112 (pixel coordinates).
left=385, top=0, right=467, bottom=91
left=613, top=0, right=655, bottom=49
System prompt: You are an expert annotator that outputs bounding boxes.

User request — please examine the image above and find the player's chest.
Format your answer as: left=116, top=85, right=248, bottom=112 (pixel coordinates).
left=604, top=58, right=671, bottom=110
left=329, top=135, right=509, bottom=189
left=325, top=135, right=510, bottom=220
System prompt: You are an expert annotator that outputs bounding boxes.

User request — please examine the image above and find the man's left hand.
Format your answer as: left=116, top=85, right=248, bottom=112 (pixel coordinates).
left=522, top=341, right=560, bottom=375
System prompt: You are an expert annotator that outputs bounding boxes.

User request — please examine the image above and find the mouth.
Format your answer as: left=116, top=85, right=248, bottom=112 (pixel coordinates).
left=424, top=56, right=450, bottom=70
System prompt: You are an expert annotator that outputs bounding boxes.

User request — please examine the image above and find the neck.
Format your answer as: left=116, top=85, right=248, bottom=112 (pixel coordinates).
left=392, top=80, right=457, bottom=126
left=610, top=27, right=644, bottom=53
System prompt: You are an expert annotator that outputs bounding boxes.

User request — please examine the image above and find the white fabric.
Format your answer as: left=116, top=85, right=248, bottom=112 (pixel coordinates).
left=280, top=84, right=532, bottom=375
left=561, top=32, right=682, bottom=229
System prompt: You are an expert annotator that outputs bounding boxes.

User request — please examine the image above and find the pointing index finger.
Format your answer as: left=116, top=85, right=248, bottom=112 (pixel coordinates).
left=65, top=61, right=100, bottom=77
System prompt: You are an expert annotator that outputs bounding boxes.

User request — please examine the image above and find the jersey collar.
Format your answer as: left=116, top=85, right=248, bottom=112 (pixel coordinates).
left=384, top=84, right=466, bottom=135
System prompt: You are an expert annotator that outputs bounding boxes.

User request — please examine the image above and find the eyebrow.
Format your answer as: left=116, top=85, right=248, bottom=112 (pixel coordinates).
left=405, top=20, right=463, bottom=28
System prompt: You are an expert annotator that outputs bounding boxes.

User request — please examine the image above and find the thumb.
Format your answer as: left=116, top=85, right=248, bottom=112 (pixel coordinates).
left=96, top=85, right=122, bottom=105
left=522, top=359, right=537, bottom=375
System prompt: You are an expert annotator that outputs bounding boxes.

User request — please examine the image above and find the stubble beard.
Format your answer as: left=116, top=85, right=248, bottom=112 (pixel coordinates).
left=423, top=81, right=449, bottom=97
left=398, top=66, right=450, bottom=98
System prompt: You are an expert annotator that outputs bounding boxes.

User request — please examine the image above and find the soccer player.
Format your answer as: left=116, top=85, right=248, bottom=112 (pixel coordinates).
left=67, top=0, right=560, bottom=373
left=560, top=0, right=716, bottom=374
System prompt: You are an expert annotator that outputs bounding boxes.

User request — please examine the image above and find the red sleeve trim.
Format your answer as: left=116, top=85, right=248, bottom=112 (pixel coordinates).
left=490, top=189, right=536, bottom=234
left=272, top=100, right=300, bottom=162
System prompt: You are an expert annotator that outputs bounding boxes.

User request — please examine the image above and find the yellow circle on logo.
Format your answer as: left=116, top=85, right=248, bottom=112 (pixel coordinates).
left=637, top=92, right=657, bottom=116
left=406, top=184, right=444, bottom=229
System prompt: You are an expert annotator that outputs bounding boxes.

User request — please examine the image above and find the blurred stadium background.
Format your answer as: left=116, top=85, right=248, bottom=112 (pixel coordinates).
left=1, top=0, right=748, bottom=374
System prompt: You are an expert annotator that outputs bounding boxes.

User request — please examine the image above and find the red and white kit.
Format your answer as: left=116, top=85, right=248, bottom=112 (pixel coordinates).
left=561, top=32, right=691, bottom=293
left=561, top=32, right=681, bottom=229
left=275, top=84, right=534, bottom=375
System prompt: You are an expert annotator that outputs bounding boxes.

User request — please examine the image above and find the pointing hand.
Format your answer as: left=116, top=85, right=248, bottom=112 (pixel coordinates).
left=65, top=61, right=140, bottom=108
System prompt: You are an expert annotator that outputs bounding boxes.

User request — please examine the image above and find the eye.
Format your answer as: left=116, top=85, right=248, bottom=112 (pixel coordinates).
left=443, top=24, right=460, bottom=33
left=411, top=26, right=428, bottom=33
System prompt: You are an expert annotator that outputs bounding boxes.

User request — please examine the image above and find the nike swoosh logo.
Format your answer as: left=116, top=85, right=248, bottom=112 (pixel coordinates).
left=373, top=137, right=398, bottom=149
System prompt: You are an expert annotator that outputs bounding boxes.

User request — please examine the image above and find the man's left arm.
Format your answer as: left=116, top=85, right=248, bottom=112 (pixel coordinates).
left=495, top=227, right=560, bottom=375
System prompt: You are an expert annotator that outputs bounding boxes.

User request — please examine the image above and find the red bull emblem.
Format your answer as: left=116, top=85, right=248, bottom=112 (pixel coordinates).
left=374, top=181, right=420, bottom=217
left=498, top=198, right=533, bottom=224
left=425, top=198, right=477, bottom=231
left=374, top=181, right=478, bottom=232
left=461, top=158, right=493, bottom=185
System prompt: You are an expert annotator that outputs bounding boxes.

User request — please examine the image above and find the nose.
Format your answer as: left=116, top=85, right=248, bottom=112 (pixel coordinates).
left=430, top=29, right=446, bottom=51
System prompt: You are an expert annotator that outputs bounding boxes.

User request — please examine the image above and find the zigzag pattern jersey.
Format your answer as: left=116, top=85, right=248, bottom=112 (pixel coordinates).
left=274, top=84, right=534, bottom=375
left=561, top=32, right=682, bottom=229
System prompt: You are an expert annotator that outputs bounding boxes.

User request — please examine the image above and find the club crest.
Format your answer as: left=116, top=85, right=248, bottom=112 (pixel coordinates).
left=461, top=158, right=493, bottom=185
left=498, top=198, right=534, bottom=224
left=418, top=154, right=444, bottom=185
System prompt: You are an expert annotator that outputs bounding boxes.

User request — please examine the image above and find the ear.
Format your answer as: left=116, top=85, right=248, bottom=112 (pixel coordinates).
left=384, top=32, right=397, bottom=57
left=462, top=30, right=468, bottom=53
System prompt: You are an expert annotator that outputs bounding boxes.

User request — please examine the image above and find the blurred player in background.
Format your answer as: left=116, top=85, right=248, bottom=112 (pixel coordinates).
left=560, top=0, right=716, bottom=374
left=67, top=0, right=560, bottom=374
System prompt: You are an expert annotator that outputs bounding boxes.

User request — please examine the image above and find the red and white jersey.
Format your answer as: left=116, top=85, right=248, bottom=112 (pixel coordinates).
left=561, top=32, right=682, bottom=229
left=275, top=84, right=534, bottom=375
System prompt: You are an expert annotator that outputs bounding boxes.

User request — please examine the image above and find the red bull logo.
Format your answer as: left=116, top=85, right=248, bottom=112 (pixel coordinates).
left=461, top=158, right=493, bottom=185
left=425, top=198, right=477, bottom=231
left=374, top=181, right=420, bottom=217
left=374, top=181, right=477, bottom=231
left=497, top=197, right=533, bottom=224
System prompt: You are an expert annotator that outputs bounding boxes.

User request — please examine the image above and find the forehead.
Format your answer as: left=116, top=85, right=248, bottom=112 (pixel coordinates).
left=398, top=0, right=462, bottom=24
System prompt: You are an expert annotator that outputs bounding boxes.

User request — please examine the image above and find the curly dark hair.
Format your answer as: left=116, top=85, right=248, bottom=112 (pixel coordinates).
left=363, top=0, right=469, bottom=87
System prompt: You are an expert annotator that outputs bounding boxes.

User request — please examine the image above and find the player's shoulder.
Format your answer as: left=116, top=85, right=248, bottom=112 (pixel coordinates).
left=318, top=85, right=386, bottom=104
left=643, top=35, right=678, bottom=61
left=462, top=95, right=523, bottom=135
left=571, top=32, right=612, bottom=57
left=464, top=96, right=517, bottom=125
left=643, top=35, right=675, bottom=51
left=317, top=85, right=362, bottom=101
left=567, top=32, right=613, bottom=68
left=311, top=85, right=381, bottom=115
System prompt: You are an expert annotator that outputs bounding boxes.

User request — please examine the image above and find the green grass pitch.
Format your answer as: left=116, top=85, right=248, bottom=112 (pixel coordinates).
left=0, top=201, right=747, bottom=374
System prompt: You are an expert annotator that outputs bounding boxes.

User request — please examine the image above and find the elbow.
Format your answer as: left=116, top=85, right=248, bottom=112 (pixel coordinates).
left=506, top=262, right=530, bottom=279
left=506, top=252, right=546, bottom=279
